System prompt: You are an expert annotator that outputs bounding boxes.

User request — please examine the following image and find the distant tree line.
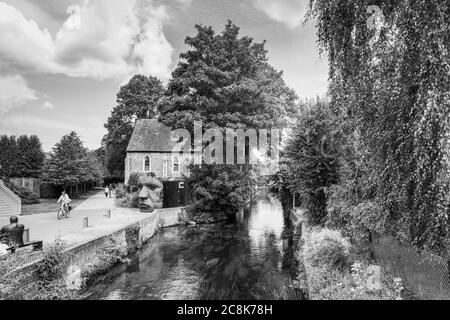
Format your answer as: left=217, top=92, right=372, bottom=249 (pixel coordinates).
left=0, top=135, right=45, bottom=178
left=0, top=132, right=106, bottom=197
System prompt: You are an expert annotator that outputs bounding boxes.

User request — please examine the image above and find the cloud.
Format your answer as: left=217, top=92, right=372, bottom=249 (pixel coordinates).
left=252, top=0, right=308, bottom=28
left=42, top=101, right=55, bottom=110
left=0, top=0, right=174, bottom=81
left=0, top=75, right=38, bottom=114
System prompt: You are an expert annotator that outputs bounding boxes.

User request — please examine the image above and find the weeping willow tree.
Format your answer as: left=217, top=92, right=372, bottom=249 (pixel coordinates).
left=307, top=0, right=450, bottom=254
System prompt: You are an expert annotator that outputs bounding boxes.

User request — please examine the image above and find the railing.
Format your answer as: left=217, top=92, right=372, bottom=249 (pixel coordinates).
left=0, top=179, right=21, bottom=215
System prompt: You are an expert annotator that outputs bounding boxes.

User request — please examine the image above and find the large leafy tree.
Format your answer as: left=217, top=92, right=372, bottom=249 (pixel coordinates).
left=16, top=135, right=45, bottom=178
left=308, top=0, right=450, bottom=253
left=104, top=74, right=165, bottom=178
left=159, top=21, right=298, bottom=216
left=0, top=136, right=19, bottom=178
left=284, top=99, right=341, bottom=224
left=42, top=132, right=103, bottom=189
left=0, top=135, right=45, bottom=178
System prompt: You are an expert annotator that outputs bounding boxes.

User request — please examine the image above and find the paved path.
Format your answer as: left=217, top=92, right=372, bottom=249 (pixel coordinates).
left=0, top=189, right=138, bottom=243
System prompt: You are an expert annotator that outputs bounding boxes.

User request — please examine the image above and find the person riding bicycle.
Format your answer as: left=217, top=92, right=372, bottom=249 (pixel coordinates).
left=57, top=191, right=72, bottom=212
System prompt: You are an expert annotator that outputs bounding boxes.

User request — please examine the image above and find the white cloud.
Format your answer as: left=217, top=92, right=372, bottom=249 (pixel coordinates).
left=0, top=75, right=38, bottom=114
left=42, top=101, right=55, bottom=110
left=0, top=0, right=174, bottom=81
left=252, top=0, right=308, bottom=28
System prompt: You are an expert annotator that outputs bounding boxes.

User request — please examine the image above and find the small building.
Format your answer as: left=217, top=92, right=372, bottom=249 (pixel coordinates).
left=125, top=119, right=195, bottom=208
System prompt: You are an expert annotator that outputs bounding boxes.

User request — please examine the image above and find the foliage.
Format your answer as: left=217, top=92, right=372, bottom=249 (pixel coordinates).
left=81, top=237, right=128, bottom=286
left=308, top=0, right=450, bottom=254
left=283, top=99, right=341, bottom=225
left=159, top=21, right=297, bottom=217
left=116, top=192, right=139, bottom=208
left=115, top=183, right=127, bottom=199
left=0, top=238, right=75, bottom=300
left=0, top=135, right=45, bottom=178
left=125, top=224, right=141, bottom=246
left=307, top=261, right=403, bottom=300
left=42, top=132, right=103, bottom=189
left=4, top=182, right=40, bottom=204
left=303, top=228, right=350, bottom=269
left=104, top=75, right=165, bottom=178
left=350, top=201, right=388, bottom=242
left=127, top=171, right=144, bottom=189
left=188, top=164, right=258, bottom=217
left=35, top=238, right=69, bottom=283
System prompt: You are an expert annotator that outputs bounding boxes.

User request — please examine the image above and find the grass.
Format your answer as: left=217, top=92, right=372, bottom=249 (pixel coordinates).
left=21, top=189, right=99, bottom=215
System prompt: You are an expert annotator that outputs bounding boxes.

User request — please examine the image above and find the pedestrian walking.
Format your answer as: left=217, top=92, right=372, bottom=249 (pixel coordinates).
left=104, top=186, right=109, bottom=198
left=108, top=184, right=113, bottom=198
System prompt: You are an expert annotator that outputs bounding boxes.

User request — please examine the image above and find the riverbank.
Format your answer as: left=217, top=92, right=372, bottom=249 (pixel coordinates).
left=2, top=206, right=183, bottom=299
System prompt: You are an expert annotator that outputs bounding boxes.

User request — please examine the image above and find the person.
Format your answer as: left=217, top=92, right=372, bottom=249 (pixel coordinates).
left=108, top=184, right=113, bottom=198
left=0, top=216, right=25, bottom=247
left=104, top=186, right=109, bottom=198
left=57, top=191, right=72, bottom=212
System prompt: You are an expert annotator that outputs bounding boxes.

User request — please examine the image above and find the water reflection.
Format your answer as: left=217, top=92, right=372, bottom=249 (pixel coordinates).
left=84, top=190, right=301, bottom=300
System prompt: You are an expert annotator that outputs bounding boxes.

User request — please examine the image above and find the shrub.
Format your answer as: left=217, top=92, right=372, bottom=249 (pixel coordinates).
left=350, top=201, right=388, bottom=241
left=304, top=228, right=350, bottom=269
left=81, top=237, right=128, bottom=286
left=6, top=182, right=40, bottom=204
left=127, top=172, right=143, bottom=188
left=115, top=183, right=127, bottom=199
left=307, top=261, right=403, bottom=300
left=35, top=238, right=69, bottom=283
left=116, top=192, right=139, bottom=208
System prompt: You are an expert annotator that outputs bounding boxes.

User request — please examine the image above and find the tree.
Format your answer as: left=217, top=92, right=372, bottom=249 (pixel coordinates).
left=104, top=75, right=165, bottom=178
left=42, top=132, right=87, bottom=189
left=0, top=135, right=19, bottom=178
left=308, top=0, right=450, bottom=253
left=284, top=99, right=341, bottom=224
left=159, top=21, right=298, bottom=217
left=16, top=135, right=45, bottom=178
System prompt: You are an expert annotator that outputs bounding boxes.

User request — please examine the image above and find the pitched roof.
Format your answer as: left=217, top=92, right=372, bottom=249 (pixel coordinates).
left=126, top=119, right=176, bottom=152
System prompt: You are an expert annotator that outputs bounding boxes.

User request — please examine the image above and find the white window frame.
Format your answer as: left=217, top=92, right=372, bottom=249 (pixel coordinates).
left=143, top=155, right=152, bottom=172
left=173, top=155, right=180, bottom=176
left=162, top=158, right=168, bottom=178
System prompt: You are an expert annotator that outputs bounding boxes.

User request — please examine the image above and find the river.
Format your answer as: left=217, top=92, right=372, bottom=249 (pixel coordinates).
left=83, top=190, right=303, bottom=300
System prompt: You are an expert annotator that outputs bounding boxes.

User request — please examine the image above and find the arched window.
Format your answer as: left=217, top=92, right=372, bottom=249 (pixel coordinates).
left=173, top=156, right=179, bottom=174
left=143, top=155, right=151, bottom=172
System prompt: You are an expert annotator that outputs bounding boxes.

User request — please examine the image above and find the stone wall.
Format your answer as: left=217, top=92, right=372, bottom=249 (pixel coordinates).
left=13, top=207, right=182, bottom=289
left=125, top=152, right=192, bottom=184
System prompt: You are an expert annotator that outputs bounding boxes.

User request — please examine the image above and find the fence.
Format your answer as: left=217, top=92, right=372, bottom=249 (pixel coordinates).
left=373, top=236, right=450, bottom=300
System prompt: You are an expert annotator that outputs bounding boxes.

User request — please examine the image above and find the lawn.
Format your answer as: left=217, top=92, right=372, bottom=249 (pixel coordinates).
left=21, top=189, right=99, bottom=215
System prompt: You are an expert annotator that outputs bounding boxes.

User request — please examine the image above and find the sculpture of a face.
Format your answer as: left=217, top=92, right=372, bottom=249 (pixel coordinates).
left=138, top=174, right=163, bottom=213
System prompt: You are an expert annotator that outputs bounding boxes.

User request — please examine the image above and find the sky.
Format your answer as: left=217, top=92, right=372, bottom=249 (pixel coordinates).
left=0, top=0, right=329, bottom=152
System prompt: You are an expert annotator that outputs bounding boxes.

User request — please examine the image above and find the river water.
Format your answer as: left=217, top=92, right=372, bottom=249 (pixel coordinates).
left=83, top=191, right=302, bottom=300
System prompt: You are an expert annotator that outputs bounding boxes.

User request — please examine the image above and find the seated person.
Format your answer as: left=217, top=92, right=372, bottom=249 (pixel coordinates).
left=0, top=216, right=25, bottom=248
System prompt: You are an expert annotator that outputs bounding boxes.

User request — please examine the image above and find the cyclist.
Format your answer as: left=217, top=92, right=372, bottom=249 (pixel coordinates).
left=57, top=191, right=72, bottom=213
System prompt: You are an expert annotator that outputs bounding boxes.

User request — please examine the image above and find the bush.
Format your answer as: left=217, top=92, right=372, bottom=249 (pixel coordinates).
left=81, top=237, right=128, bottom=286
left=0, top=238, right=76, bottom=300
left=128, top=172, right=144, bottom=188
left=6, top=182, right=40, bottom=204
left=35, top=238, right=69, bottom=283
left=116, top=192, right=139, bottom=208
left=307, top=261, right=403, bottom=300
left=304, top=228, right=350, bottom=269
left=350, top=201, right=388, bottom=241
left=115, top=183, right=127, bottom=199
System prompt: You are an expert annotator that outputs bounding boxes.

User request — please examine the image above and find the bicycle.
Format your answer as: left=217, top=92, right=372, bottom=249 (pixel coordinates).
left=57, top=203, right=72, bottom=220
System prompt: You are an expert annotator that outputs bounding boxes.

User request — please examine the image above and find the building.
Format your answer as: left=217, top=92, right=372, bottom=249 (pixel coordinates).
left=125, top=119, right=195, bottom=185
